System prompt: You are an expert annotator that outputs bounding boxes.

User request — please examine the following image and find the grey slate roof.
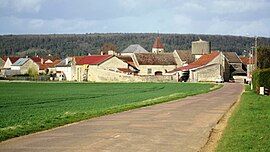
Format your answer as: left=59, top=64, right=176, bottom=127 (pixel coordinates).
left=223, top=52, right=242, bottom=63
left=12, top=58, right=29, bottom=66
left=122, top=44, right=149, bottom=53
left=55, top=57, right=73, bottom=67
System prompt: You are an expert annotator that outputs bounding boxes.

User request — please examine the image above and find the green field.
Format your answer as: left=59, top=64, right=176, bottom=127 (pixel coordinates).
left=0, top=82, right=216, bottom=141
left=216, top=86, right=270, bottom=152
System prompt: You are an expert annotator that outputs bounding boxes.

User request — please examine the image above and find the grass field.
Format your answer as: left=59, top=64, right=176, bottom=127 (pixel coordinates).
left=216, top=85, right=270, bottom=152
left=0, top=82, right=216, bottom=141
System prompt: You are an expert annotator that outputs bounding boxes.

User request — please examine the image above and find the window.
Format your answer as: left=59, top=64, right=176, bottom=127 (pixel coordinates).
left=147, top=68, right=152, bottom=74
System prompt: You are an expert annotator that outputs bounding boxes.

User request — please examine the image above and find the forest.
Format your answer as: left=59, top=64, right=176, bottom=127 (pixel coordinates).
left=0, top=33, right=269, bottom=58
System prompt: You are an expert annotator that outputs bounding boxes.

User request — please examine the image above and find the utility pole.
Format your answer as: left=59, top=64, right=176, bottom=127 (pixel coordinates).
left=254, top=36, right=258, bottom=70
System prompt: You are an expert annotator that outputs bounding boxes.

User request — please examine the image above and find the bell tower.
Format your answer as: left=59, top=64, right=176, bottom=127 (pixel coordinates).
left=152, top=36, right=164, bottom=54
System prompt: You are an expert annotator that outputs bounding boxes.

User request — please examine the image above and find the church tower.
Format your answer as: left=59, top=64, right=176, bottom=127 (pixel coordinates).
left=152, top=36, right=164, bottom=54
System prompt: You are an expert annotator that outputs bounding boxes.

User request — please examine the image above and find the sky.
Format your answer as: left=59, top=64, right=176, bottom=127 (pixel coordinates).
left=0, top=0, right=270, bottom=37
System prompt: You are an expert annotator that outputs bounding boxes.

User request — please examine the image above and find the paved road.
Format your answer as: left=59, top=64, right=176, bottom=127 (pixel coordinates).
left=0, top=83, right=243, bottom=152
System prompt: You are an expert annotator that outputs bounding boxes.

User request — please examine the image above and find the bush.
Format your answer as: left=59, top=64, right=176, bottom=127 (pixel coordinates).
left=28, top=67, right=38, bottom=80
left=252, top=68, right=270, bottom=90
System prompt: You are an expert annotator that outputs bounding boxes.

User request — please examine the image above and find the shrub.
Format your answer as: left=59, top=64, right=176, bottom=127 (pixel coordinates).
left=28, top=67, right=38, bottom=80
left=252, top=68, right=270, bottom=90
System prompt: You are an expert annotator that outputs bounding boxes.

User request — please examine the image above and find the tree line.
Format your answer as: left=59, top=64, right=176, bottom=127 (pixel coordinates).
left=0, top=33, right=269, bottom=58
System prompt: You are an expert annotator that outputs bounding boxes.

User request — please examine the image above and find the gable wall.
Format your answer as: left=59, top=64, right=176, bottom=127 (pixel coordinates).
left=3, top=58, right=12, bottom=69
left=99, top=56, right=128, bottom=70
left=190, top=64, right=221, bottom=82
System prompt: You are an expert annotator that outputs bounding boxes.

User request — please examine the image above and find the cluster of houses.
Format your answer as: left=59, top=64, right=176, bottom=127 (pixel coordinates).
left=0, top=37, right=254, bottom=82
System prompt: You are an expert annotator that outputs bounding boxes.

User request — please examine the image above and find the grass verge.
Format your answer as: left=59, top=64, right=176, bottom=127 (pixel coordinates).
left=216, top=85, right=270, bottom=152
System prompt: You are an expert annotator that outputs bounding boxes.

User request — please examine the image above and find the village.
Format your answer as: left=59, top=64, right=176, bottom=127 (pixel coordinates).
left=0, top=36, right=254, bottom=83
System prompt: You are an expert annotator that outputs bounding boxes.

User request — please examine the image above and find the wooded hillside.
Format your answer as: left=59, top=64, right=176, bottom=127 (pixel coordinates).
left=0, top=33, right=269, bottom=58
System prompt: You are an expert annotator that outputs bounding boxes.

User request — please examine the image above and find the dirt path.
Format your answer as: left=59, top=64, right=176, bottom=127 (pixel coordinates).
left=0, top=83, right=243, bottom=152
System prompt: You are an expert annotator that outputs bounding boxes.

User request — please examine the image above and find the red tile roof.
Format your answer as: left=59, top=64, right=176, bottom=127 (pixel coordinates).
left=8, top=57, right=20, bottom=63
left=1, top=56, right=7, bottom=62
left=75, top=55, right=113, bottom=65
left=239, top=57, right=255, bottom=65
left=37, top=60, right=61, bottom=70
left=153, top=37, right=164, bottom=49
left=30, top=56, right=42, bottom=63
left=223, top=52, right=241, bottom=63
left=172, top=51, right=220, bottom=72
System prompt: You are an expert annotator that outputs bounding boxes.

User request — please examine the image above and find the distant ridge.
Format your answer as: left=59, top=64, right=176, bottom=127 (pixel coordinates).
left=0, top=33, right=269, bottom=58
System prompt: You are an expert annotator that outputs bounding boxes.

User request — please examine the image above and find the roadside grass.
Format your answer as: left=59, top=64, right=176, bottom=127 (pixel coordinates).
left=216, top=85, right=270, bottom=152
left=0, top=82, right=220, bottom=141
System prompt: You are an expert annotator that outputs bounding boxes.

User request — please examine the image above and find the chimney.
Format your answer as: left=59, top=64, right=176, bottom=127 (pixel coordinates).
left=65, top=58, right=69, bottom=65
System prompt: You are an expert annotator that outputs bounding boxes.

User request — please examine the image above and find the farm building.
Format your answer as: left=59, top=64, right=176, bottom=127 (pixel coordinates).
left=1, top=57, right=20, bottom=76
left=223, top=52, right=246, bottom=77
left=2, top=57, right=20, bottom=70
left=170, top=51, right=230, bottom=82
left=74, top=55, right=129, bottom=82
left=132, top=53, right=177, bottom=75
left=55, top=57, right=76, bottom=81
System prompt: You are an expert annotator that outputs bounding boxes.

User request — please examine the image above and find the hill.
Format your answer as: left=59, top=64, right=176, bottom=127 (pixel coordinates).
left=0, top=33, right=269, bottom=58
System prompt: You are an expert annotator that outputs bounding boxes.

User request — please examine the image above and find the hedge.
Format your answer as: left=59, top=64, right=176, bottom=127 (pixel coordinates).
left=252, top=68, right=270, bottom=90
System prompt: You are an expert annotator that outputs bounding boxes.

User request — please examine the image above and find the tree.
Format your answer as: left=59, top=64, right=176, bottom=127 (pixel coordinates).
left=100, top=43, right=117, bottom=55
left=257, top=46, right=270, bottom=69
left=28, top=67, right=39, bottom=80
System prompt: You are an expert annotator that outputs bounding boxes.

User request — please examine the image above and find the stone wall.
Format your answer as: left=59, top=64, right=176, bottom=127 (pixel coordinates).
left=88, top=67, right=177, bottom=82
left=190, top=64, right=221, bottom=82
left=209, top=53, right=230, bottom=81
left=137, top=65, right=176, bottom=76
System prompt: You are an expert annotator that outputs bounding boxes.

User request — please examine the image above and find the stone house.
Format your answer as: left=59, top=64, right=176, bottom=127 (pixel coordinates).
left=2, top=57, right=20, bottom=76
left=2, top=57, right=20, bottom=70
left=132, top=53, right=177, bottom=75
left=10, top=58, right=39, bottom=75
left=170, top=51, right=230, bottom=82
left=55, top=57, right=76, bottom=81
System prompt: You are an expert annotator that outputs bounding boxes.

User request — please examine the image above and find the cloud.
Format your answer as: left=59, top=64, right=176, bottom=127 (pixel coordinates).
left=0, top=16, right=96, bottom=34
left=0, top=0, right=45, bottom=13
left=0, top=0, right=270, bottom=37
left=211, top=0, right=268, bottom=14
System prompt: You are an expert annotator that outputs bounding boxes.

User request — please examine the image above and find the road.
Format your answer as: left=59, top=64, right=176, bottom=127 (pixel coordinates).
left=0, top=83, right=243, bottom=152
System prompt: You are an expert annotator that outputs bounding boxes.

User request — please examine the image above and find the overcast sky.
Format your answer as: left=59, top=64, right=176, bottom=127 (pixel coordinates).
left=0, top=0, right=269, bottom=37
